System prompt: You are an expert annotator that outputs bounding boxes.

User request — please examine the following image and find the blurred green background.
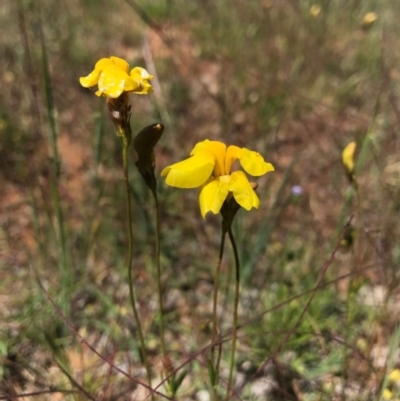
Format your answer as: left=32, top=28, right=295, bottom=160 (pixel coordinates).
left=1, top=0, right=400, bottom=399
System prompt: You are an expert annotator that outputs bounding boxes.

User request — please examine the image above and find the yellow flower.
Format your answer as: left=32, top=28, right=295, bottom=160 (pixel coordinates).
left=362, top=12, right=378, bottom=28
left=342, top=141, right=357, bottom=175
left=79, top=56, right=153, bottom=98
left=389, top=369, right=400, bottom=383
left=161, top=140, right=274, bottom=218
left=383, top=389, right=393, bottom=400
left=310, top=4, right=321, bottom=17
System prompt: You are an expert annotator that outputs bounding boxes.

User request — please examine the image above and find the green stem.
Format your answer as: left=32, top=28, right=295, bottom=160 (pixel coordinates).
left=152, top=190, right=167, bottom=361
left=122, top=143, right=154, bottom=399
left=50, top=178, right=69, bottom=306
left=211, top=227, right=226, bottom=399
left=342, top=183, right=360, bottom=401
left=226, top=226, right=240, bottom=400
left=39, top=17, right=70, bottom=319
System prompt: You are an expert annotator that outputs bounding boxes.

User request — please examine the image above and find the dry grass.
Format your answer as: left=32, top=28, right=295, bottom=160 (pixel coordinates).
left=1, top=0, right=400, bottom=400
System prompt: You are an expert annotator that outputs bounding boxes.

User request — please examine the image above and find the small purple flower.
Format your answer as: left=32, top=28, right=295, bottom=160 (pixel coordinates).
left=291, top=185, right=303, bottom=196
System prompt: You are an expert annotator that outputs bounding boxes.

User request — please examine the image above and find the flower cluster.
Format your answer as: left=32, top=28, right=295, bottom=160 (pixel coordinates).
left=80, top=57, right=274, bottom=218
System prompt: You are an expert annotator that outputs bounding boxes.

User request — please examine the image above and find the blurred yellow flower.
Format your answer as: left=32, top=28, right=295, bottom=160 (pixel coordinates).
left=79, top=56, right=153, bottom=98
left=342, top=141, right=357, bottom=175
left=161, top=140, right=274, bottom=218
left=362, top=12, right=378, bottom=28
left=310, top=4, right=321, bottom=17
left=383, top=389, right=393, bottom=400
left=389, top=369, right=400, bottom=383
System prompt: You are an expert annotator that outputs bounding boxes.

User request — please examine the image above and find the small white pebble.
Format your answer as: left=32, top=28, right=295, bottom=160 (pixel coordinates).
left=195, top=389, right=210, bottom=401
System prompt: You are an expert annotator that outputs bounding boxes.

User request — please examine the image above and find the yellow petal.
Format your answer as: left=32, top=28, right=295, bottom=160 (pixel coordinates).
left=225, top=145, right=243, bottom=174
left=110, top=56, right=130, bottom=72
left=80, top=71, right=102, bottom=88
left=130, top=67, right=154, bottom=94
left=96, top=66, right=138, bottom=98
left=161, top=151, right=215, bottom=188
left=191, top=140, right=227, bottom=176
left=342, top=141, right=356, bottom=174
left=228, top=171, right=260, bottom=211
left=79, top=58, right=115, bottom=88
left=131, top=66, right=154, bottom=80
left=239, top=148, right=274, bottom=176
left=199, top=177, right=230, bottom=219
left=95, top=58, right=114, bottom=70
left=132, top=79, right=153, bottom=95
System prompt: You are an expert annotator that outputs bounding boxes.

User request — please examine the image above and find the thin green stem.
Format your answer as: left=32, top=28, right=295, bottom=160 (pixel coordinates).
left=342, top=183, right=360, bottom=401
left=153, top=190, right=167, bottom=360
left=210, top=228, right=226, bottom=399
left=226, top=226, right=240, bottom=400
left=153, top=190, right=181, bottom=396
left=39, top=14, right=70, bottom=319
left=122, top=143, right=154, bottom=400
